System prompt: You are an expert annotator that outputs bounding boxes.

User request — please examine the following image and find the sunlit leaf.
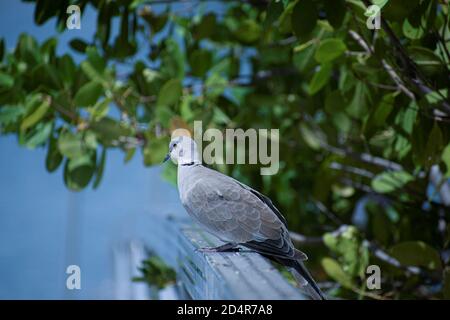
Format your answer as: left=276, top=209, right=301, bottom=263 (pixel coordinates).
left=315, top=39, right=346, bottom=63
left=20, top=96, right=51, bottom=132
left=74, top=81, right=103, bottom=107
left=321, top=257, right=354, bottom=289
left=371, top=170, right=414, bottom=193
left=157, top=79, right=182, bottom=107
left=309, top=63, right=332, bottom=95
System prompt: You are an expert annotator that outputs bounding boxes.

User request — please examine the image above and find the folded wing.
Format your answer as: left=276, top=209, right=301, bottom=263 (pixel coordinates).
left=183, top=166, right=306, bottom=261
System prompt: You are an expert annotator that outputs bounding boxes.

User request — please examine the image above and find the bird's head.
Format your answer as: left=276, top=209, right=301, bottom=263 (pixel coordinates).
left=164, top=135, right=201, bottom=165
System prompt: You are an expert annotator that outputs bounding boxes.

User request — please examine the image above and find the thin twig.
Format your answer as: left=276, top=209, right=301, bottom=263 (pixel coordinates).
left=322, top=143, right=404, bottom=171
left=381, top=59, right=416, bottom=100
left=348, top=30, right=415, bottom=100
left=361, top=0, right=450, bottom=115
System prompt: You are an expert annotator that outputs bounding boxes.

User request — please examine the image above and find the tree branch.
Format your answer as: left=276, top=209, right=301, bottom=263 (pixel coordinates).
left=322, top=143, right=404, bottom=171
left=348, top=30, right=416, bottom=100
left=361, top=0, right=450, bottom=115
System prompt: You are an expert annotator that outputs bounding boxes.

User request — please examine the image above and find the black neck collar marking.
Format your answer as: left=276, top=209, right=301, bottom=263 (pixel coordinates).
left=181, top=162, right=196, bottom=166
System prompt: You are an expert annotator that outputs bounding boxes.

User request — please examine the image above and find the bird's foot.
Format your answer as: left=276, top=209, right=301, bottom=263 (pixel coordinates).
left=196, top=243, right=240, bottom=253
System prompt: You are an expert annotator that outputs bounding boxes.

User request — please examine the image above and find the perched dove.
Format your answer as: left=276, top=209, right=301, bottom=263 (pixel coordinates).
left=164, top=135, right=325, bottom=300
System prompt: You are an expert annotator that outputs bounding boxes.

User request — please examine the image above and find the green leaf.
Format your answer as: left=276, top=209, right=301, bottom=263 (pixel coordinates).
left=315, top=39, right=347, bottom=63
left=180, top=95, right=194, bottom=121
left=84, top=130, right=98, bottom=150
left=323, top=0, right=346, bottom=28
left=233, top=19, right=262, bottom=44
left=426, top=89, right=448, bottom=104
left=347, top=82, right=369, bottom=118
left=40, top=37, right=57, bottom=61
left=364, top=92, right=397, bottom=137
left=0, top=72, right=14, bottom=88
left=157, top=79, right=182, bottom=107
left=46, top=133, right=63, bottom=172
left=396, top=103, right=417, bottom=135
left=212, top=107, right=230, bottom=125
left=0, top=105, right=25, bottom=126
left=134, top=256, right=176, bottom=289
left=291, top=0, right=318, bottom=39
left=205, top=72, right=227, bottom=98
left=293, top=39, right=315, bottom=53
left=23, top=121, right=52, bottom=148
left=74, top=81, right=103, bottom=107
left=389, top=241, right=442, bottom=270
left=278, top=1, right=295, bottom=34
left=261, top=46, right=291, bottom=65
left=81, top=61, right=106, bottom=84
left=64, top=154, right=96, bottom=191
left=299, top=123, right=324, bottom=150
left=309, top=63, right=332, bottom=95
left=124, top=148, right=136, bottom=163
left=321, top=257, right=354, bottom=289
left=263, top=0, right=284, bottom=29
left=141, top=10, right=168, bottom=35
left=408, top=46, right=443, bottom=76
left=189, top=49, right=213, bottom=78
left=325, top=90, right=346, bottom=112
left=423, top=123, right=443, bottom=168
left=58, top=132, right=84, bottom=159
left=403, top=19, right=424, bottom=39
left=293, top=40, right=316, bottom=71
left=69, top=39, right=88, bottom=53
left=371, top=93, right=396, bottom=125
left=30, top=63, right=61, bottom=90
left=332, top=112, right=352, bottom=133
left=58, top=54, right=76, bottom=85
left=90, top=117, right=131, bottom=147
left=371, top=170, right=414, bottom=193
left=93, top=147, right=106, bottom=189
left=192, top=13, right=216, bottom=40
left=373, top=0, right=389, bottom=9
left=383, top=0, right=419, bottom=22
left=16, top=34, right=40, bottom=65
left=323, top=226, right=369, bottom=277
left=442, top=143, right=450, bottom=177
left=88, top=98, right=111, bottom=121
left=86, top=46, right=106, bottom=72
left=155, top=105, right=174, bottom=128
left=143, top=136, right=170, bottom=166
left=20, top=96, right=51, bottom=132
left=160, top=39, right=185, bottom=79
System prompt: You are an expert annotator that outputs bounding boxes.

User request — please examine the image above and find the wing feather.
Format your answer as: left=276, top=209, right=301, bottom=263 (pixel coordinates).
left=181, top=166, right=306, bottom=260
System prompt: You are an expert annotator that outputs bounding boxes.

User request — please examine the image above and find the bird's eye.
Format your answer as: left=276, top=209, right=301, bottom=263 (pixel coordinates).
left=173, top=143, right=177, bottom=148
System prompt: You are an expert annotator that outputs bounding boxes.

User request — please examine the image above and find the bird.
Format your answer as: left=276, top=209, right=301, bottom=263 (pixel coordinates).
left=164, top=134, right=325, bottom=300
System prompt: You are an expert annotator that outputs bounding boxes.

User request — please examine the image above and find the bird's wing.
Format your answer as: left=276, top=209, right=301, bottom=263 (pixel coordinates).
left=183, top=166, right=305, bottom=260
left=234, top=181, right=288, bottom=227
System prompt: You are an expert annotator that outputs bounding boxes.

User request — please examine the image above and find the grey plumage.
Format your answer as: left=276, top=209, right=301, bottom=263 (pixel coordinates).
left=167, top=136, right=325, bottom=300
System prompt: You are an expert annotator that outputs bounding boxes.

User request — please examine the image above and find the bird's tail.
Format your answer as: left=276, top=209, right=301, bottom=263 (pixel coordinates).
left=284, top=259, right=326, bottom=300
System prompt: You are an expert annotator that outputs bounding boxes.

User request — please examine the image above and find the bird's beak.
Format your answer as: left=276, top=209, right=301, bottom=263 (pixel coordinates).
left=163, top=153, right=171, bottom=163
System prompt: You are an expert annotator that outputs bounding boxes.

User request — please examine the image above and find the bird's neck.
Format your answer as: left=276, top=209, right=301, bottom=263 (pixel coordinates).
left=178, top=157, right=201, bottom=166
